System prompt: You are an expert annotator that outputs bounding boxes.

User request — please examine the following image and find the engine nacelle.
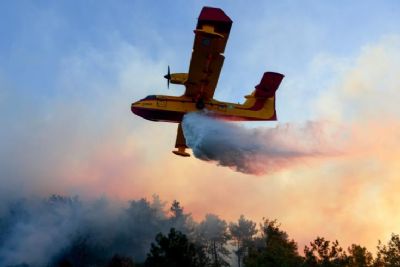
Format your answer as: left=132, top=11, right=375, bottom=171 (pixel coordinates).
left=170, top=73, right=188, bottom=85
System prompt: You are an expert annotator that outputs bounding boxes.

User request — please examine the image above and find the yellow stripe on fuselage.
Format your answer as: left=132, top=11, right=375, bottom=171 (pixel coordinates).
left=131, top=95, right=276, bottom=121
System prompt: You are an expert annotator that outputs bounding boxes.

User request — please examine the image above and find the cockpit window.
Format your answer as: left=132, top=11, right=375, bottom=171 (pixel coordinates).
left=141, top=95, right=157, bottom=100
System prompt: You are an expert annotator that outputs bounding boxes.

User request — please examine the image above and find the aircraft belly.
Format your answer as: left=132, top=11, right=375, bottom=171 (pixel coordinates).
left=131, top=105, right=185, bottom=123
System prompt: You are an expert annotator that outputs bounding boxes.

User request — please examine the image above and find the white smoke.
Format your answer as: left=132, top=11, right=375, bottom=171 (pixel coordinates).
left=182, top=112, right=342, bottom=175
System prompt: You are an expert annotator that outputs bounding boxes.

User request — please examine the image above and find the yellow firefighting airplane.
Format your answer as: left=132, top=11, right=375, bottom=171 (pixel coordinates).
left=131, top=7, right=284, bottom=157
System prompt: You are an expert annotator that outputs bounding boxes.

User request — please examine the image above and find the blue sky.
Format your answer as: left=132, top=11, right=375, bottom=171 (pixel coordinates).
left=1, top=0, right=400, bottom=128
left=1, top=0, right=400, bottom=193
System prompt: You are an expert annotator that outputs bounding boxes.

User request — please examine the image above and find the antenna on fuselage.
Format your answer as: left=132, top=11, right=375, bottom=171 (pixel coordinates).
left=164, top=65, right=171, bottom=89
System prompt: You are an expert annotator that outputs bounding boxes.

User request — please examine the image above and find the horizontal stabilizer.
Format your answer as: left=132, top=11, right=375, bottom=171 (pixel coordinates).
left=254, top=72, right=284, bottom=98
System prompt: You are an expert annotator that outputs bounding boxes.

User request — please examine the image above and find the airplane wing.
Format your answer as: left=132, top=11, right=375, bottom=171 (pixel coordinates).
left=183, top=7, right=232, bottom=100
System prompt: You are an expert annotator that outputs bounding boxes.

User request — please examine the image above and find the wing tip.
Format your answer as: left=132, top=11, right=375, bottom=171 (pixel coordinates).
left=198, top=6, right=232, bottom=24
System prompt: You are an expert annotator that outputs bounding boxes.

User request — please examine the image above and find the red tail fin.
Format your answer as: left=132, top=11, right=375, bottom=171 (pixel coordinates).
left=254, top=72, right=284, bottom=98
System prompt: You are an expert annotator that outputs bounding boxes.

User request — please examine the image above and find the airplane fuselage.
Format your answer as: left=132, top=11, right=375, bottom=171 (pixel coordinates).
left=131, top=94, right=277, bottom=123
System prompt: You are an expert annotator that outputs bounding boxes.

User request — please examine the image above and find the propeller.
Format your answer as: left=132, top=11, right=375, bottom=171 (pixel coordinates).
left=164, top=65, right=171, bottom=89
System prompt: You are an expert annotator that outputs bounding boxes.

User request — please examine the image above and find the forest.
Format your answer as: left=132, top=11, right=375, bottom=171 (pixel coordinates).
left=1, top=195, right=399, bottom=267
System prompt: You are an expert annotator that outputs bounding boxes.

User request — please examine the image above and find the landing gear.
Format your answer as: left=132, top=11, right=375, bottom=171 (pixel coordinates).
left=172, top=146, right=190, bottom=157
left=173, top=123, right=190, bottom=157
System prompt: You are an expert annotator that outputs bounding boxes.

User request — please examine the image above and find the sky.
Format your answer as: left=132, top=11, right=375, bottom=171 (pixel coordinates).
left=1, top=0, right=400, bottom=252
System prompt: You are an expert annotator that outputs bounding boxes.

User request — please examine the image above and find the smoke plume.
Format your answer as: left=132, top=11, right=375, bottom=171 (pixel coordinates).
left=182, top=113, right=342, bottom=175
left=0, top=195, right=192, bottom=267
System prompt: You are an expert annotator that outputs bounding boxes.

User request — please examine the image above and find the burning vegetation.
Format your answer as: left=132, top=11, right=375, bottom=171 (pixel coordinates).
left=0, top=195, right=399, bottom=267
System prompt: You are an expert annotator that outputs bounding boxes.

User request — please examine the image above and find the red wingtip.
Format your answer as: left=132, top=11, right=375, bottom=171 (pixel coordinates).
left=198, top=7, right=232, bottom=23
left=197, top=7, right=232, bottom=34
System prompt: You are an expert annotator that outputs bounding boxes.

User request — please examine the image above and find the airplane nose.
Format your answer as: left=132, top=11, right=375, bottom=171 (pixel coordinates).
left=131, top=103, right=139, bottom=114
left=131, top=103, right=147, bottom=118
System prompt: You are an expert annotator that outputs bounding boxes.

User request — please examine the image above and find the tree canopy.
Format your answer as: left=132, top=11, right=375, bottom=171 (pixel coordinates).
left=2, top=195, right=400, bottom=267
left=144, top=228, right=207, bottom=267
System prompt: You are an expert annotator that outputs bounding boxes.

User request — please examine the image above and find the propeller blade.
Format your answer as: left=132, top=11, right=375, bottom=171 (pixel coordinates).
left=164, top=65, right=171, bottom=89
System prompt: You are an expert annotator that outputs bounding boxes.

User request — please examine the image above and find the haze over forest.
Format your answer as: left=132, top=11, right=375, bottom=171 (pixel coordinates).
left=1, top=194, right=400, bottom=267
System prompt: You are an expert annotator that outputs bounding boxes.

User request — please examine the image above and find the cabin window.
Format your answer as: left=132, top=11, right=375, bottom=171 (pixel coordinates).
left=218, top=105, right=227, bottom=112
left=157, top=100, right=167, bottom=107
left=142, top=95, right=157, bottom=101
